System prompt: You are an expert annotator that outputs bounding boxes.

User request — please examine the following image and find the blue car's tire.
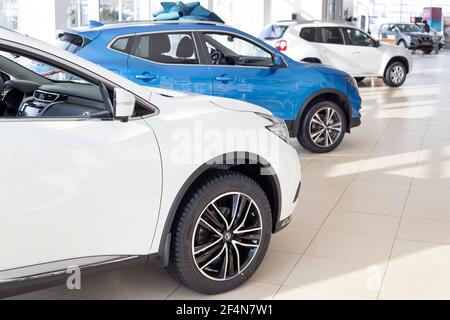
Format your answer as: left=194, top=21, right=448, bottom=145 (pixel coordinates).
left=298, top=101, right=347, bottom=153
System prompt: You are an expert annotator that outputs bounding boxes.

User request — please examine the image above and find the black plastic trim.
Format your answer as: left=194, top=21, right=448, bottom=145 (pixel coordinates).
left=158, top=152, right=282, bottom=267
left=290, top=88, right=353, bottom=138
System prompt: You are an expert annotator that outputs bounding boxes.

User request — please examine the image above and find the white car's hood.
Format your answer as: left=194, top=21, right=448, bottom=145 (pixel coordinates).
left=149, top=88, right=272, bottom=116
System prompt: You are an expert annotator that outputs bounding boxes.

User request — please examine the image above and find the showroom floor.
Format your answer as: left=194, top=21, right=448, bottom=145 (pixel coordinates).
left=10, top=50, right=450, bottom=300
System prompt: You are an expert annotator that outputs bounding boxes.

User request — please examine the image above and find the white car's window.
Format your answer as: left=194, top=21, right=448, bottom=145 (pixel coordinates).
left=132, top=32, right=198, bottom=65
left=300, top=28, right=316, bottom=42
left=343, top=28, right=376, bottom=47
left=319, top=27, right=344, bottom=45
left=0, top=50, right=111, bottom=119
left=203, top=33, right=273, bottom=67
left=0, top=52, right=85, bottom=82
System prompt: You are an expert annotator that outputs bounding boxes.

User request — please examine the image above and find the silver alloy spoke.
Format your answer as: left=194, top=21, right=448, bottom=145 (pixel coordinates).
left=222, top=244, right=229, bottom=280
left=211, top=203, right=230, bottom=230
left=313, top=130, right=326, bottom=143
left=229, top=194, right=241, bottom=229
left=311, top=129, right=325, bottom=140
left=200, top=218, right=223, bottom=237
left=234, top=227, right=262, bottom=235
left=232, top=242, right=241, bottom=274
left=233, top=239, right=259, bottom=249
left=201, top=243, right=227, bottom=271
left=234, top=200, right=254, bottom=233
left=194, top=237, right=223, bottom=255
left=312, top=114, right=326, bottom=127
left=327, top=108, right=336, bottom=125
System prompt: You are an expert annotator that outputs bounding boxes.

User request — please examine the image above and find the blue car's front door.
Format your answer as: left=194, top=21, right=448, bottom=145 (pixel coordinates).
left=127, top=32, right=213, bottom=95
left=198, top=32, right=295, bottom=120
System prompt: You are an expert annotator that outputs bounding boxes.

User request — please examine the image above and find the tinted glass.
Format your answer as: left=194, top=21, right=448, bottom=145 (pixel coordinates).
left=343, top=28, right=375, bottom=47
left=132, top=33, right=198, bottom=65
left=319, top=27, right=344, bottom=45
left=300, top=27, right=316, bottom=42
left=259, top=25, right=288, bottom=40
left=56, top=33, right=85, bottom=54
left=203, top=33, right=273, bottom=67
left=396, top=24, right=421, bottom=33
left=111, top=37, right=132, bottom=53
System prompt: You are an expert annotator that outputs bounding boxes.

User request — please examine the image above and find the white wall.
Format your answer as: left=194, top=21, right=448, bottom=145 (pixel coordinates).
left=295, top=0, right=324, bottom=20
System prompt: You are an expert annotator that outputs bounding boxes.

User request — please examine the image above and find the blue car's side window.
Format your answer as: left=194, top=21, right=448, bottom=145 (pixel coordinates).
left=131, top=33, right=199, bottom=65
left=202, top=32, right=274, bottom=68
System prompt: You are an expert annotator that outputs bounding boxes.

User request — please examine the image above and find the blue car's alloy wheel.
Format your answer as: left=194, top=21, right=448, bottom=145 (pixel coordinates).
left=299, top=101, right=347, bottom=153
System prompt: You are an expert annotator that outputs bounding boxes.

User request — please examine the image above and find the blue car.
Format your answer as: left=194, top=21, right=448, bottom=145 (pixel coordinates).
left=57, top=21, right=362, bottom=153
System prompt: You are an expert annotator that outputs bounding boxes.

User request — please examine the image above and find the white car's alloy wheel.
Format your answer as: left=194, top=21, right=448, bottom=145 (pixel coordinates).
left=192, top=192, right=263, bottom=281
left=390, top=65, right=405, bottom=85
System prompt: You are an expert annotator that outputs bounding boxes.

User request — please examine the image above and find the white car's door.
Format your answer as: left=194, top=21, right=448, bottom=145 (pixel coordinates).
left=314, top=27, right=351, bottom=73
left=341, top=27, right=383, bottom=76
left=0, top=118, right=162, bottom=272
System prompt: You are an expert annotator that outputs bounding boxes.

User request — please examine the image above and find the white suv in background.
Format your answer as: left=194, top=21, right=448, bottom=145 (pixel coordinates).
left=260, top=21, right=413, bottom=87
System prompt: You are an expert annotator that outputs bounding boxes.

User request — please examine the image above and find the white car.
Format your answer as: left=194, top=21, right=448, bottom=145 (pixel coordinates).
left=0, top=28, right=301, bottom=297
left=260, top=21, right=413, bottom=87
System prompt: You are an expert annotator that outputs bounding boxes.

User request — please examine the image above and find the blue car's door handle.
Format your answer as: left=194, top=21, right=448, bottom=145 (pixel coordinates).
left=136, top=73, right=157, bottom=81
left=215, top=75, right=234, bottom=82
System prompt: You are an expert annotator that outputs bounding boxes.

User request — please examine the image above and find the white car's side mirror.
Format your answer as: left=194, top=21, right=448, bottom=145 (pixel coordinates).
left=114, top=88, right=135, bottom=122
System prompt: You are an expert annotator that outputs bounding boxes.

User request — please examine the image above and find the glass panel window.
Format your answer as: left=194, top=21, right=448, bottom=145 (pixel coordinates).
left=300, top=28, right=316, bottom=42
left=203, top=33, right=273, bottom=67
left=343, top=28, right=376, bottom=47
left=100, top=0, right=120, bottom=23
left=259, top=25, right=288, bottom=40
left=0, top=0, right=18, bottom=30
left=319, top=27, right=344, bottom=45
left=133, top=33, right=198, bottom=65
left=0, top=50, right=109, bottom=119
left=111, top=36, right=133, bottom=53
left=122, top=0, right=136, bottom=21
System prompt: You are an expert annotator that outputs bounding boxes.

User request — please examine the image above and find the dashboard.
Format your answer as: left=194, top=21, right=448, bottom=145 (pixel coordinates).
left=1, top=80, right=110, bottom=119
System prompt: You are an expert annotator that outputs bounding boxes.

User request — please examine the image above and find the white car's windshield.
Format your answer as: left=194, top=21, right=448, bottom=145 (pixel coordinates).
left=0, top=52, right=86, bottom=83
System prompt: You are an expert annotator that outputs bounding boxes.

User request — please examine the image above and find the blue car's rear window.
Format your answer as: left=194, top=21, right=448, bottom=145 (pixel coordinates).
left=259, top=25, right=288, bottom=40
left=56, top=33, right=90, bottom=54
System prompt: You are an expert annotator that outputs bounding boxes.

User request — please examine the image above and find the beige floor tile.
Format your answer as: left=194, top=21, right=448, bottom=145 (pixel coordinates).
left=284, top=256, right=384, bottom=298
left=306, top=231, right=394, bottom=263
left=269, top=227, right=316, bottom=254
left=379, top=267, right=450, bottom=300
left=298, top=191, right=342, bottom=210
left=251, top=250, right=300, bottom=285
left=290, top=205, right=331, bottom=230
left=345, top=181, right=410, bottom=198
left=335, top=193, right=406, bottom=217
left=322, top=211, right=400, bottom=238
left=355, top=170, right=414, bottom=186
left=168, top=281, right=279, bottom=300
left=390, top=239, right=450, bottom=273
left=274, top=286, right=372, bottom=300
left=398, top=218, right=450, bottom=244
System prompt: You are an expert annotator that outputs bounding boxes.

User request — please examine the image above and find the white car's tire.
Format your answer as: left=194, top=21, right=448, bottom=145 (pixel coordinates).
left=166, top=171, right=272, bottom=294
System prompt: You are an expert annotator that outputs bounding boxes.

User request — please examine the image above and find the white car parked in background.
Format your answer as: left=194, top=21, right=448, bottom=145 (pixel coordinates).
left=260, top=21, right=413, bottom=87
left=0, top=28, right=301, bottom=297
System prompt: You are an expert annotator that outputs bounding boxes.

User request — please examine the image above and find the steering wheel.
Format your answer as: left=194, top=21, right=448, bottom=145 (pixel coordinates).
left=210, top=49, right=224, bottom=65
